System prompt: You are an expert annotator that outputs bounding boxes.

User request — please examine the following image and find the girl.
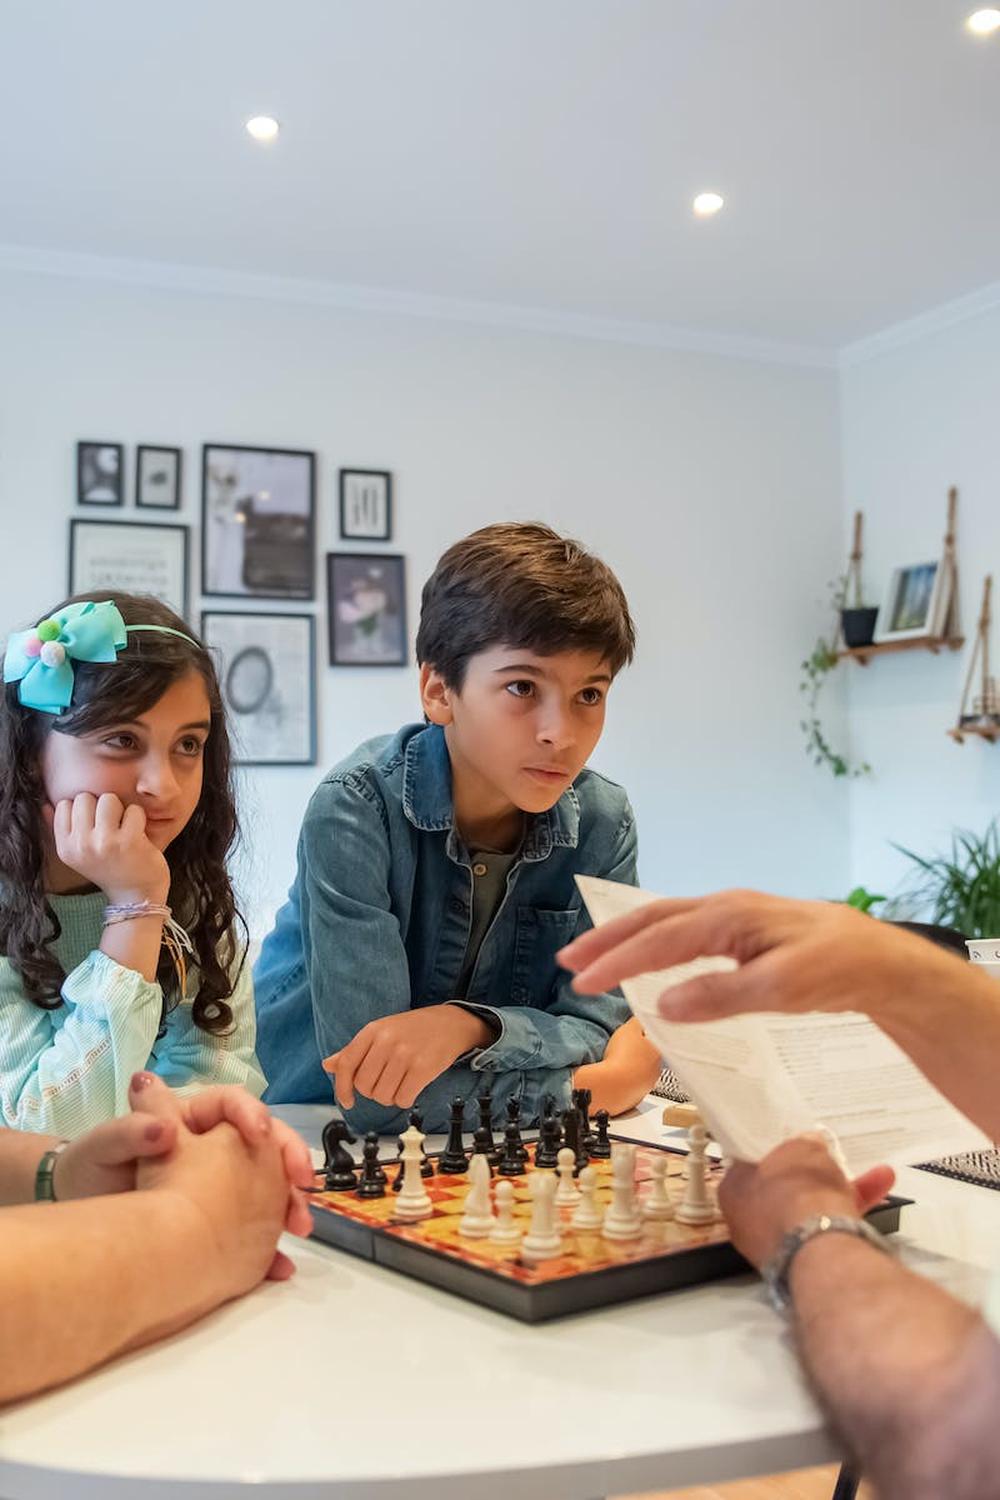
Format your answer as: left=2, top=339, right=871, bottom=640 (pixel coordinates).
left=0, top=594, right=266, bottom=1135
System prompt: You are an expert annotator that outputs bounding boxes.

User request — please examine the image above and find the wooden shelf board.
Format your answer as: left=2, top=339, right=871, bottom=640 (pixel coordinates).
left=838, top=635, right=964, bottom=666
left=949, top=724, right=1000, bottom=744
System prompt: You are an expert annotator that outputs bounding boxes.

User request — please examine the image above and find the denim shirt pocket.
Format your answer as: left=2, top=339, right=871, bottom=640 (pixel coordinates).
left=510, top=905, right=581, bottom=1005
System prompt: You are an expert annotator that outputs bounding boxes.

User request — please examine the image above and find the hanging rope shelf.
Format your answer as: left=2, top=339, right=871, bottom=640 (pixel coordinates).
left=950, top=575, right=1000, bottom=745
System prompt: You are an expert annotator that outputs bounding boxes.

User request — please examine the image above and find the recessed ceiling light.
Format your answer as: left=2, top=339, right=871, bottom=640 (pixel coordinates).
left=966, top=8, right=1000, bottom=34
left=692, top=192, right=725, bottom=218
left=246, top=115, right=280, bottom=142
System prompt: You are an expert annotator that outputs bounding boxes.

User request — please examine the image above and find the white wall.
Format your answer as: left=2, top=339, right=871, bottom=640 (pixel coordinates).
left=0, top=267, right=848, bottom=933
left=842, top=304, right=1000, bottom=898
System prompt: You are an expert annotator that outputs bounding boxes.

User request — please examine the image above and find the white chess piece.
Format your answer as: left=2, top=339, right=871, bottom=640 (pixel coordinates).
left=602, top=1143, right=642, bottom=1241
left=675, top=1122, right=718, bottom=1226
left=490, top=1179, right=523, bottom=1245
left=555, top=1146, right=579, bottom=1206
left=571, top=1165, right=604, bottom=1230
left=393, top=1124, right=433, bottom=1221
left=521, top=1168, right=562, bottom=1262
left=458, top=1152, right=495, bottom=1238
left=642, top=1154, right=675, bottom=1221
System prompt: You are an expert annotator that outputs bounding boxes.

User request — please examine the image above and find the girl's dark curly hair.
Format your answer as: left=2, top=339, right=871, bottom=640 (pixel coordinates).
left=0, top=593, right=245, bottom=1036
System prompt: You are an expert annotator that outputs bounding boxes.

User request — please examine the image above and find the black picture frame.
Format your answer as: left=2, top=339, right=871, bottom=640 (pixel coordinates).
left=136, top=446, right=183, bottom=510
left=327, top=552, right=407, bottom=667
left=68, top=519, right=190, bottom=620
left=201, top=443, right=316, bottom=601
left=339, top=469, right=393, bottom=541
left=77, top=442, right=124, bottom=507
left=201, top=610, right=317, bottom=766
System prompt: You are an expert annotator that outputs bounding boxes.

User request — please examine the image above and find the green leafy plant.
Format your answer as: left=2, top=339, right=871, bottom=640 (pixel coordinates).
left=844, top=886, right=887, bottom=914
left=800, top=576, right=871, bottom=779
left=893, top=821, right=1000, bottom=938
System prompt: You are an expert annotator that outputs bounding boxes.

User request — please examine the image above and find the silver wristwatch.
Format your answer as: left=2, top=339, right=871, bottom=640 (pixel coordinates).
left=762, top=1213, right=893, bottom=1314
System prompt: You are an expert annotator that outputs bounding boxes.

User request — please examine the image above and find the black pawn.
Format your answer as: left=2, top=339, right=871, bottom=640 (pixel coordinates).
left=591, top=1108, right=612, bottom=1159
left=438, top=1096, right=470, bottom=1174
left=321, top=1118, right=359, bottom=1192
left=472, top=1126, right=495, bottom=1176
left=357, top=1134, right=387, bottom=1198
left=498, top=1120, right=525, bottom=1176
left=409, top=1109, right=434, bottom=1177
left=505, top=1096, right=529, bottom=1165
left=561, top=1107, right=588, bottom=1175
left=533, top=1111, right=562, bottom=1170
left=477, top=1088, right=501, bottom=1165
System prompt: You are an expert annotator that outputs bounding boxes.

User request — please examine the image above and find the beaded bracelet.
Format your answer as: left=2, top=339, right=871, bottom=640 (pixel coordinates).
left=103, top=901, right=195, bottom=1000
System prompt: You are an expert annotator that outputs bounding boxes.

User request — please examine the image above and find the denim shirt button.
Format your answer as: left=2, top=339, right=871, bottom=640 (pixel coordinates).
left=472, top=862, right=488, bottom=877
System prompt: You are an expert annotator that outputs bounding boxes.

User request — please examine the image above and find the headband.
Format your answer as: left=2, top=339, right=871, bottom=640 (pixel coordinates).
left=2, top=600, right=199, bottom=715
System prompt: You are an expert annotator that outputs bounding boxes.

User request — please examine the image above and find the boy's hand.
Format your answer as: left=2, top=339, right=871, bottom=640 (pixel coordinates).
left=47, top=793, right=170, bottom=906
left=323, top=1006, right=493, bottom=1110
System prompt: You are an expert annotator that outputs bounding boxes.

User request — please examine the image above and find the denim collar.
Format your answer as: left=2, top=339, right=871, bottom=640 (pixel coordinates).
left=401, top=723, right=580, bottom=861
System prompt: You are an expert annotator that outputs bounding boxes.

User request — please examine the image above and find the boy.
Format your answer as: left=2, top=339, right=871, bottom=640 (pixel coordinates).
left=255, top=522, right=660, bottom=1133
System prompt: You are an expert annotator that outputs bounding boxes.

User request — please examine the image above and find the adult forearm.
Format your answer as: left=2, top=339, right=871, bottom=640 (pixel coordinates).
left=789, top=1234, right=1000, bottom=1499
left=0, top=1130, right=61, bottom=1206
left=0, top=1191, right=220, bottom=1404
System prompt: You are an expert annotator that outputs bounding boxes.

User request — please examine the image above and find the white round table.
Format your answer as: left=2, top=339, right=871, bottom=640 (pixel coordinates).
left=0, top=1111, right=993, bottom=1500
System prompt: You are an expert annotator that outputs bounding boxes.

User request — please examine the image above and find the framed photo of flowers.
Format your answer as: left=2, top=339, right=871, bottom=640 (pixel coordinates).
left=327, top=552, right=407, bottom=667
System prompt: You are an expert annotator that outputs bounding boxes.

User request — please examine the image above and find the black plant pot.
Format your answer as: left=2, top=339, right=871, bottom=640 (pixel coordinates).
left=841, top=606, right=879, bottom=648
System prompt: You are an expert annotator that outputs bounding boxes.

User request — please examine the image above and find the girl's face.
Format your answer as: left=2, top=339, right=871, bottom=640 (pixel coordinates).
left=39, top=670, right=212, bottom=851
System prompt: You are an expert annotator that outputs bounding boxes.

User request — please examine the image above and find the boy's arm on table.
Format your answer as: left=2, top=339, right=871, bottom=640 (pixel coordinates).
left=152, top=953, right=267, bottom=1099
left=0, top=952, right=162, bottom=1135
left=722, top=1136, right=1000, bottom=1500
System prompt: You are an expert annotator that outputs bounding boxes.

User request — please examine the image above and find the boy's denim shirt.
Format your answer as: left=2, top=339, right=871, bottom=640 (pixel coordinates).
left=254, top=722, right=636, bottom=1135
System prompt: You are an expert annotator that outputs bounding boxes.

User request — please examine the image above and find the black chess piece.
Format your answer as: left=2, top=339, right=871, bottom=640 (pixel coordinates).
left=476, top=1088, right=501, bottom=1165
left=574, top=1086, right=595, bottom=1153
left=409, top=1109, right=434, bottom=1177
left=438, top=1096, right=470, bottom=1174
left=391, top=1132, right=406, bottom=1192
left=497, top=1120, right=525, bottom=1176
left=591, top=1108, right=613, bottom=1159
left=357, top=1133, right=387, bottom=1198
left=561, top=1107, right=588, bottom=1175
left=471, top=1126, right=495, bottom=1176
left=505, top=1096, right=529, bottom=1165
left=321, top=1118, right=359, bottom=1192
left=533, top=1111, right=562, bottom=1169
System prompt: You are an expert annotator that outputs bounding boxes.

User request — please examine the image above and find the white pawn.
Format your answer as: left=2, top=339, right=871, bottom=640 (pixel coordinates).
left=521, top=1168, right=562, bottom=1262
left=490, top=1178, right=523, bottom=1245
left=602, top=1143, right=642, bottom=1241
left=642, top=1154, right=675, bottom=1221
left=555, top=1146, right=579, bottom=1206
left=393, top=1124, right=432, bottom=1221
left=571, top=1165, right=604, bottom=1230
left=459, top=1152, right=495, bottom=1238
left=675, top=1122, right=718, bottom=1226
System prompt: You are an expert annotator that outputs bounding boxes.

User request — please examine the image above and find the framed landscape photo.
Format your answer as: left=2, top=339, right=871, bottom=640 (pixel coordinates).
left=136, top=446, right=182, bottom=510
left=202, top=444, right=316, bottom=600
left=339, top=468, right=392, bottom=541
left=875, top=560, right=952, bottom=643
left=201, top=611, right=316, bottom=766
left=69, top=520, right=189, bottom=619
left=328, top=552, right=407, bottom=667
left=77, top=442, right=124, bottom=506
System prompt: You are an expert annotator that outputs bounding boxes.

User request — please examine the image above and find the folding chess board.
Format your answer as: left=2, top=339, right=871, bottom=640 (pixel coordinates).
left=304, top=1142, right=908, bottom=1322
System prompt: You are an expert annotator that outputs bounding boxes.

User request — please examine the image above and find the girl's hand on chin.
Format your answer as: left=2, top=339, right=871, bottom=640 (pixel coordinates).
left=52, top=792, right=171, bottom=906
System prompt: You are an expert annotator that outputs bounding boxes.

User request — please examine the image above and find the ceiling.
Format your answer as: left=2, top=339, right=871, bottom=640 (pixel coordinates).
left=1, top=0, right=998, bottom=354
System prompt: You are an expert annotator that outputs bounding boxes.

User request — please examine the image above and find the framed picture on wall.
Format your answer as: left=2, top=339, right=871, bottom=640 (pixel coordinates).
left=201, top=444, right=316, bottom=600
left=327, top=552, right=407, bottom=667
left=339, top=469, right=392, bottom=541
left=201, top=610, right=317, bottom=766
left=136, top=446, right=182, bottom=510
left=69, top=520, right=190, bottom=619
left=77, top=443, right=124, bottom=506
left=874, top=560, right=952, bottom=643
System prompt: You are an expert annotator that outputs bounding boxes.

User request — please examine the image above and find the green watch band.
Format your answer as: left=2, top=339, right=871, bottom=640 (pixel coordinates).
left=34, top=1141, right=69, bottom=1202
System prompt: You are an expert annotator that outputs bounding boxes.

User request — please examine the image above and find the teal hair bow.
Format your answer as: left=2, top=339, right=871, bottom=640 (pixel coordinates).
left=3, top=601, right=128, bottom=715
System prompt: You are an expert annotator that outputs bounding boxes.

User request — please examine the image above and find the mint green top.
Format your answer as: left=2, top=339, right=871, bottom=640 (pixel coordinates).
left=0, top=892, right=265, bottom=1137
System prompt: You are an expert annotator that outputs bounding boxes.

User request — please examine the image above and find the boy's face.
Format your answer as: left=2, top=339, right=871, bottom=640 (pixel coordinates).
left=39, top=670, right=212, bottom=851
left=423, top=646, right=612, bottom=818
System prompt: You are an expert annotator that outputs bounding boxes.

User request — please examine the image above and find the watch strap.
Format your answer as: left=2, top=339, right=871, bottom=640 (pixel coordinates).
left=762, top=1213, right=893, bottom=1314
left=34, top=1141, right=69, bottom=1202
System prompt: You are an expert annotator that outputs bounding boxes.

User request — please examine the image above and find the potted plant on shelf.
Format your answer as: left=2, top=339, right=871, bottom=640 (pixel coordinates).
left=840, top=510, right=879, bottom=649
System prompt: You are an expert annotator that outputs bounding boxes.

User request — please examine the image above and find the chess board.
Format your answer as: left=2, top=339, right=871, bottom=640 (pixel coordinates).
left=304, top=1142, right=908, bottom=1322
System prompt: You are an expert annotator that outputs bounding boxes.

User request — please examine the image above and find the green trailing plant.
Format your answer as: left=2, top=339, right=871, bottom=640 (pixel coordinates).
left=892, top=821, right=1000, bottom=938
left=799, top=576, right=871, bottom=779
left=844, top=886, right=887, bottom=914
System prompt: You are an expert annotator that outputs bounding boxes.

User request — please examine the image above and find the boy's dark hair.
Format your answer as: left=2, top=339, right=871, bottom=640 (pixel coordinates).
left=0, top=593, right=245, bottom=1034
left=416, top=522, right=635, bottom=687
